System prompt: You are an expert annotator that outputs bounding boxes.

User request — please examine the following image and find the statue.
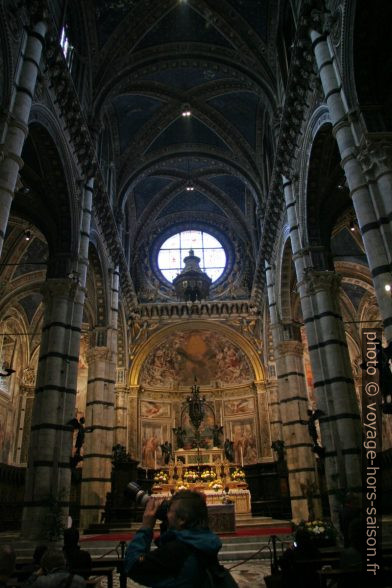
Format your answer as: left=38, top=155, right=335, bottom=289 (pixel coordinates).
left=68, top=416, right=87, bottom=468
left=173, top=426, right=186, bottom=449
left=212, top=425, right=223, bottom=448
left=224, top=438, right=234, bottom=462
left=160, top=441, right=172, bottom=464
left=112, top=443, right=131, bottom=464
left=271, top=439, right=285, bottom=463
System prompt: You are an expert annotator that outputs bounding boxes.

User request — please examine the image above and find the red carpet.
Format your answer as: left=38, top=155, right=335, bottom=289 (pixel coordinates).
left=81, top=526, right=293, bottom=542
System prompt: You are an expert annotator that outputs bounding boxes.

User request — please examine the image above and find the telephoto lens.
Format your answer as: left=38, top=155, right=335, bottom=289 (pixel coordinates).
left=125, top=482, right=170, bottom=521
left=125, top=481, right=150, bottom=507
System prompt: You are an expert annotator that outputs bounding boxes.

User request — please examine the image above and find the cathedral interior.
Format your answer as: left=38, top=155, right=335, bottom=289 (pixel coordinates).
left=0, top=0, right=391, bottom=541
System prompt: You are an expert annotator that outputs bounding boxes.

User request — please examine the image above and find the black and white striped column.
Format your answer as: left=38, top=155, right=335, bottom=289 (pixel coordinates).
left=80, top=267, right=119, bottom=529
left=265, top=263, right=321, bottom=521
left=114, top=386, right=128, bottom=448
left=283, top=177, right=361, bottom=522
left=0, top=20, right=47, bottom=257
left=21, top=179, right=93, bottom=539
left=310, top=28, right=392, bottom=340
left=22, top=278, right=81, bottom=539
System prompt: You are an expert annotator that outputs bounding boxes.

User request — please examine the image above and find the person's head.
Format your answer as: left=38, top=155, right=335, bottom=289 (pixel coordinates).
left=0, top=544, right=16, bottom=579
left=41, top=549, right=66, bottom=573
left=63, top=527, right=79, bottom=549
left=33, top=544, right=48, bottom=566
left=167, top=490, right=209, bottom=531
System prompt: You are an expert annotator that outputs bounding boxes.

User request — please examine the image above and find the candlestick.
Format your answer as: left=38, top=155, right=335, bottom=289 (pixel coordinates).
left=154, top=450, right=157, bottom=470
left=240, top=445, right=244, bottom=468
left=145, top=467, right=148, bottom=479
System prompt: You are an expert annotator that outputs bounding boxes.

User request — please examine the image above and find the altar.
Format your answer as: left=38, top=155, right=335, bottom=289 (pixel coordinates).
left=174, top=448, right=225, bottom=466
left=151, top=455, right=251, bottom=516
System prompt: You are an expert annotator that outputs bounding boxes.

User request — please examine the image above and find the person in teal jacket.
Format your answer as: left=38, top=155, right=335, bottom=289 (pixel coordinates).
left=124, top=490, right=222, bottom=587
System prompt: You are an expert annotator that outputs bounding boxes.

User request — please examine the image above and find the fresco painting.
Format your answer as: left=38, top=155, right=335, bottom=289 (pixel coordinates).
left=140, top=330, right=253, bottom=387
left=229, top=418, right=258, bottom=465
left=140, top=400, right=171, bottom=418
left=140, top=421, right=170, bottom=468
left=224, top=397, right=255, bottom=416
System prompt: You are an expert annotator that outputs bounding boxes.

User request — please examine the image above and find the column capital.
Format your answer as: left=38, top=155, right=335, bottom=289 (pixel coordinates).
left=86, top=346, right=113, bottom=364
left=40, top=277, right=78, bottom=302
left=276, top=340, right=303, bottom=357
left=304, top=8, right=334, bottom=36
left=357, top=135, right=392, bottom=178
left=301, top=268, right=341, bottom=296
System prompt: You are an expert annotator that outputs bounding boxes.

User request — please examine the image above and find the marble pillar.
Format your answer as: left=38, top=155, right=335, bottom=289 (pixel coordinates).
left=283, top=177, right=361, bottom=523
left=22, top=277, right=81, bottom=539
left=0, top=20, right=47, bottom=257
left=80, top=267, right=119, bottom=529
left=265, top=263, right=321, bottom=521
left=310, top=28, right=392, bottom=340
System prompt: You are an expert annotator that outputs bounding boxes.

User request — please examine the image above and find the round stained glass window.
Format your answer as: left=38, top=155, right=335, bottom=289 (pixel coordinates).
left=157, top=230, right=226, bottom=283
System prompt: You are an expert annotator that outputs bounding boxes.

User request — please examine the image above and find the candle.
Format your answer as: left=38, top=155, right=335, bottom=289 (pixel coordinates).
left=154, top=450, right=157, bottom=470
left=240, top=446, right=244, bottom=468
left=145, top=467, right=148, bottom=479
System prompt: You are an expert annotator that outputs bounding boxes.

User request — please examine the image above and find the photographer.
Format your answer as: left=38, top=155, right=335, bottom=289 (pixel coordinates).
left=124, top=490, right=222, bottom=587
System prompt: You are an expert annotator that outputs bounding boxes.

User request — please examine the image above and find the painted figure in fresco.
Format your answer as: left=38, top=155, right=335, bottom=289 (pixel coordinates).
left=160, top=441, right=172, bottom=464
left=224, top=438, right=234, bottom=462
left=233, top=424, right=245, bottom=464
left=142, top=433, right=159, bottom=468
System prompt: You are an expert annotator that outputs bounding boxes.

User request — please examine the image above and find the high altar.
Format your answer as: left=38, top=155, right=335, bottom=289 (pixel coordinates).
left=151, top=451, right=251, bottom=515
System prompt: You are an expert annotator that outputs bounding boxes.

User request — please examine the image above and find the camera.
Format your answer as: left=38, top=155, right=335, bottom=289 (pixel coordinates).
left=125, top=482, right=170, bottom=521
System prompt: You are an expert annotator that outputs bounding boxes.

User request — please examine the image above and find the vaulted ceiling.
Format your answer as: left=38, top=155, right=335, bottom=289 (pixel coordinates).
left=84, top=0, right=281, bottom=281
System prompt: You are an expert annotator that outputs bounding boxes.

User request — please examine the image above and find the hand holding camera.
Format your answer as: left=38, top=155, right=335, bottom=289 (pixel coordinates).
left=142, top=497, right=166, bottom=529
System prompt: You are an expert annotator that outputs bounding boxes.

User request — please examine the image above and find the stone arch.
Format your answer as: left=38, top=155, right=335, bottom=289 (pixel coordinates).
left=280, top=240, right=296, bottom=323
left=303, top=123, right=351, bottom=271
left=129, top=320, right=264, bottom=386
left=18, top=109, right=79, bottom=278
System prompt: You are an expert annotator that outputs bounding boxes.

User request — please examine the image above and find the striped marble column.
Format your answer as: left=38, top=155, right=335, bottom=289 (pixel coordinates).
left=265, top=380, right=283, bottom=446
left=21, top=179, right=93, bottom=539
left=265, top=263, right=320, bottom=521
left=0, top=20, right=47, bottom=257
left=283, top=177, right=361, bottom=521
left=80, top=267, right=119, bottom=529
left=22, top=277, right=80, bottom=539
left=310, top=28, right=392, bottom=340
left=114, top=386, right=128, bottom=448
